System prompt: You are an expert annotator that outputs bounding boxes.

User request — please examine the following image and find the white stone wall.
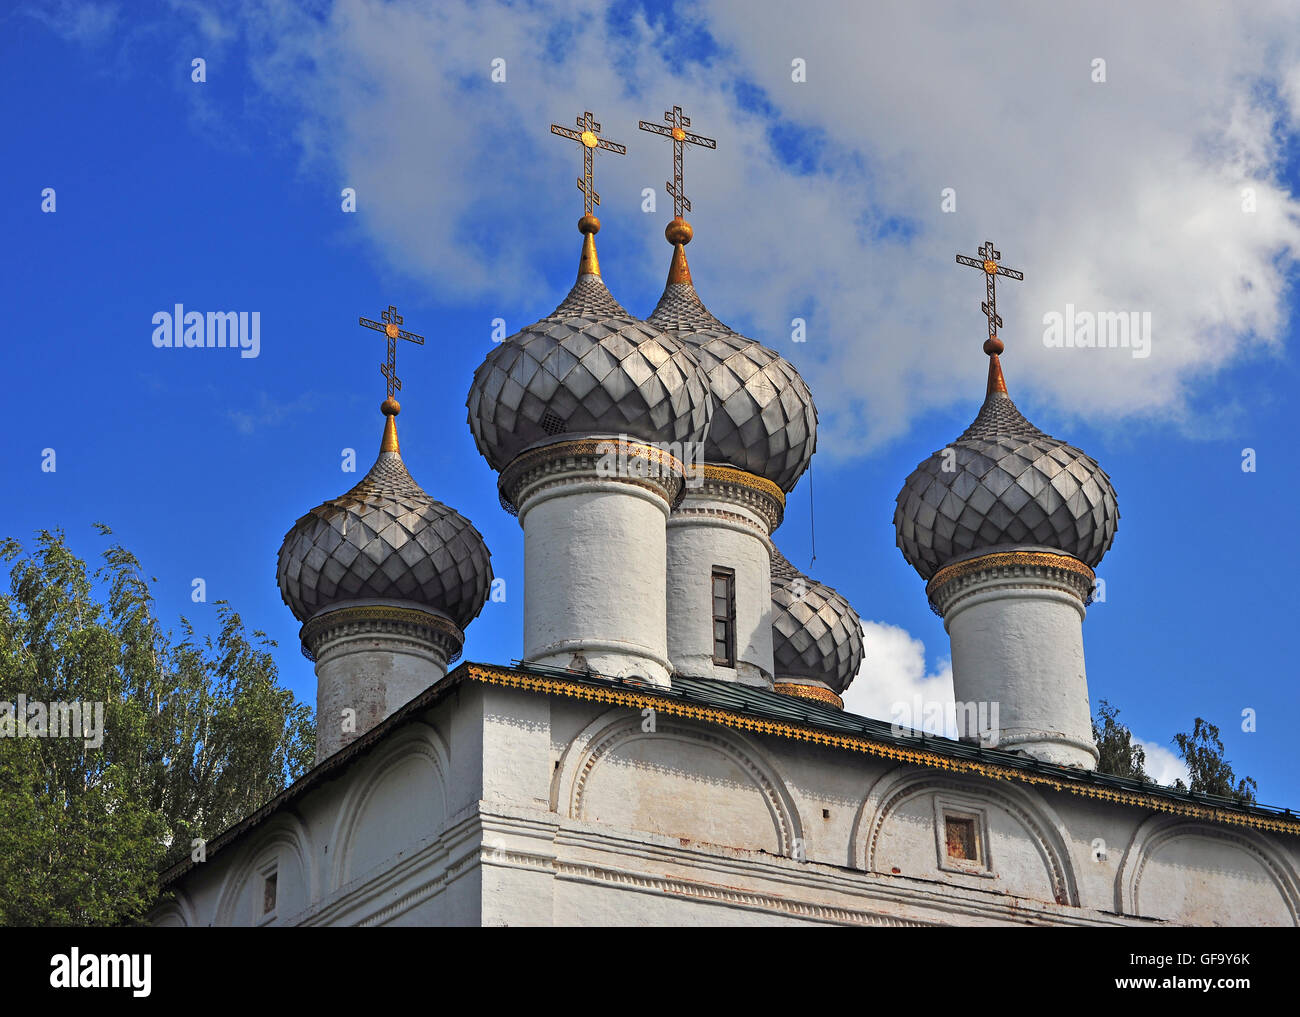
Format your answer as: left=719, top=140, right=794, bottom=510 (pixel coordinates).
left=154, top=682, right=1300, bottom=927
left=943, top=572, right=1097, bottom=769
left=665, top=490, right=774, bottom=686
left=314, top=639, right=448, bottom=759
left=519, top=478, right=673, bottom=685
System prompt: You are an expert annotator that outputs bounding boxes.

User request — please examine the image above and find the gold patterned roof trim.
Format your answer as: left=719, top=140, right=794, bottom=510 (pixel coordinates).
left=464, top=664, right=1300, bottom=837
left=504, top=436, right=686, bottom=480
left=927, top=549, right=1095, bottom=600
left=695, top=463, right=786, bottom=507
left=774, top=682, right=843, bottom=709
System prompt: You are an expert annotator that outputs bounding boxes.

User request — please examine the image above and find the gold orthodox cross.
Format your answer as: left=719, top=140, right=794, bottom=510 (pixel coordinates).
left=638, top=105, right=716, bottom=219
left=358, top=304, right=425, bottom=400
left=551, top=111, right=626, bottom=216
left=956, top=241, right=1024, bottom=349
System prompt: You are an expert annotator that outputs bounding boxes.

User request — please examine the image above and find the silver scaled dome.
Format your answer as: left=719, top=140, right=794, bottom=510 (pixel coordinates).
left=894, top=362, right=1119, bottom=581
left=770, top=547, right=864, bottom=694
left=466, top=218, right=712, bottom=473
left=278, top=404, right=493, bottom=629
left=647, top=221, right=817, bottom=493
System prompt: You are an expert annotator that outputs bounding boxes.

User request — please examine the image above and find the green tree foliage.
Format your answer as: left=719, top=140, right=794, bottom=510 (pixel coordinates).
left=1092, top=699, right=1150, bottom=782
left=1172, top=717, right=1257, bottom=802
left=0, top=527, right=314, bottom=926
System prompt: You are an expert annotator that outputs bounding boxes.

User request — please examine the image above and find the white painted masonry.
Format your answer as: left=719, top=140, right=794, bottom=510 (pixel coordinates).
left=503, top=439, right=683, bottom=686
left=304, top=600, right=457, bottom=759
left=153, top=672, right=1300, bottom=927
left=930, top=550, right=1099, bottom=770
left=665, top=470, right=780, bottom=687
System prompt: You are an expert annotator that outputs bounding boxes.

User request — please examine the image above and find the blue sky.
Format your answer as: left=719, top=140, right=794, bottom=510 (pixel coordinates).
left=3, top=0, right=1298, bottom=804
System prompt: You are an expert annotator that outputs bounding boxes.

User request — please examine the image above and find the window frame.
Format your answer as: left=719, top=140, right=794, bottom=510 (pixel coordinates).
left=257, top=861, right=280, bottom=924
left=710, top=566, right=737, bottom=668
left=931, top=795, right=996, bottom=878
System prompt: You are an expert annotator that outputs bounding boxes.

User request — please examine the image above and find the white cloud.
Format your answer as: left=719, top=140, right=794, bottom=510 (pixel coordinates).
left=841, top=620, right=955, bottom=737
left=24, top=1, right=121, bottom=46
left=1135, top=737, right=1192, bottom=788
left=205, top=0, right=1300, bottom=458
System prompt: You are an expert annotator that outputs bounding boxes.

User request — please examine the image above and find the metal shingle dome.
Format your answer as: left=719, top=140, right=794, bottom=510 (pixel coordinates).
left=769, top=547, right=864, bottom=694
left=647, top=228, right=817, bottom=493
left=277, top=411, right=493, bottom=629
left=894, top=385, right=1119, bottom=582
left=466, top=221, right=712, bottom=473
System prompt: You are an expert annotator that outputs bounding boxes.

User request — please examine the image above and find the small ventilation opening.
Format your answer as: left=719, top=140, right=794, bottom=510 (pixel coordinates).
left=540, top=411, right=566, bottom=435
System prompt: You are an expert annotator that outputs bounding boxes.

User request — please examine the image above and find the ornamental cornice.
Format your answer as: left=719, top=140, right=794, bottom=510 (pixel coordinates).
left=926, top=550, right=1095, bottom=615
left=499, top=437, right=686, bottom=514
left=676, top=463, right=785, bottom=532
left=300, top=604, right=464, bottom=665
left=668, top=503, right=771, bottom=539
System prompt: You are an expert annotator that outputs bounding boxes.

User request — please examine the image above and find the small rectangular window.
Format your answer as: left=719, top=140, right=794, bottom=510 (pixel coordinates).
left=711, top=567, right=736, bottom=667
left=945, top=816, right=979, bottom=862
left=263, top=870, right=278, bottom=915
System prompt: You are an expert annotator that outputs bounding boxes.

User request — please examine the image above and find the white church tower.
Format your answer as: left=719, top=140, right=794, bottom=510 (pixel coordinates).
left=637, top=108, right=863, bottom=700
left=277, top=336, right=494, bottom=761
left=646, top=217, right=821, bottom=688
left=894, top=241, right=1120, bottom=768
left=466, top=113, right=713, bottom=686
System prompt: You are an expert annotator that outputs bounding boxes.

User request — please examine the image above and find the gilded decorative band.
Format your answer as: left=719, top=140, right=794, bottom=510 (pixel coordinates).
left=774, top=682, right=844, bottom=709
left=695, top=464, right=786, bottom=507
left=926, top=549, right=1095, bottom=603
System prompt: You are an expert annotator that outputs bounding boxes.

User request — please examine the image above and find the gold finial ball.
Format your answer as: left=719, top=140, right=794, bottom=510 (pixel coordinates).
left=381, top=397, right=401, bottom=416
left=983, top=337, right=1004, bottom=355
left=665, top=218, right=693, bottom=245
left=578, top=214, right=601, bottom=235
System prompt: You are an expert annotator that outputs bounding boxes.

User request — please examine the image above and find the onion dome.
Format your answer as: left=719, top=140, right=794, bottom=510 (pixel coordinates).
left=894, top=334, right=1119, bottom=581
left=277, top=398, right=493, bottom=628
left=647, top=218, right=817, bottom=493
left=466, top=215, right=712, bottom=473
left=769, top=547, right=864, bottom=700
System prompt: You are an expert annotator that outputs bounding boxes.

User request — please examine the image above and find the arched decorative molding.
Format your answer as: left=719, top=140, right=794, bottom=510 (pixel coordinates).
left=213, top=810, right=314, bottom=927
left=327, top=721, right=451, bottom=891
left=1115, top=815, right=1300, bottom=924
left=553, top=708, right=803, bottom=856
left=851, top=765, right=1079, bottom=907
left=152, top=886, right=199, bottom=927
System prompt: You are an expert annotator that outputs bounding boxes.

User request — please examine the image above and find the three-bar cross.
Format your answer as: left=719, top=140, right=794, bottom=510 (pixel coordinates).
left=638, top=105, right=716, bottom=219
left=550, top=111, right=627, bottom=216
left=955, top=241, right=1024, bottom=348
left=357, top=304, right=425, bottom=400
